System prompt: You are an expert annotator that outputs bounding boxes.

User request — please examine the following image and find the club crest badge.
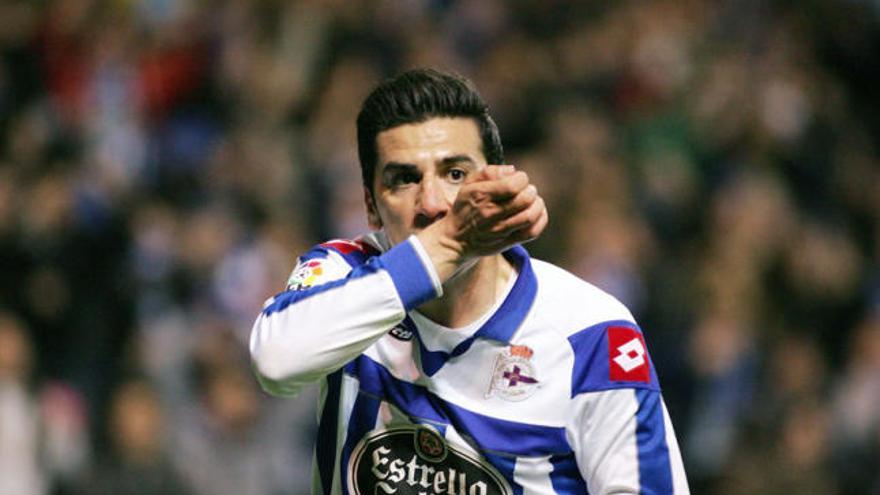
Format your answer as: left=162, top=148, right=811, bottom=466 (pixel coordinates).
left=414, top=425, right=447, bottom=462
left=286, top=260, right=323, bottom=290
left=485, top=345, right=539, bottom=402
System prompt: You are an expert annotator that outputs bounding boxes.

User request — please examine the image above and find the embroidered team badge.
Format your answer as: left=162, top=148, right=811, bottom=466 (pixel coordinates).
left=608, top=326, right=651, bottom=383
left=414, top=425, right=447, bottom=462
left=286, top=260, right=323, bottom=290
left=485, top=345, right=539, bottom=401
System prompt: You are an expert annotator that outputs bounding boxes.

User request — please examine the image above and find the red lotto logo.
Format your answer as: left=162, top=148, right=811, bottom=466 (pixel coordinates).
left=608, top=326, right=650, bottom=383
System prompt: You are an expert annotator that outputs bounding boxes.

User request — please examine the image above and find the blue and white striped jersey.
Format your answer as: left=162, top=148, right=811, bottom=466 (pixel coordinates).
left=250, top=234, right=689, bottom=494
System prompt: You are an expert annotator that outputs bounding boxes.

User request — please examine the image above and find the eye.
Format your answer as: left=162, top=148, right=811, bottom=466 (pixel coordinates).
left=447, top=168, right=467, bottom=184
left=387, top=170, right=421, bottom=188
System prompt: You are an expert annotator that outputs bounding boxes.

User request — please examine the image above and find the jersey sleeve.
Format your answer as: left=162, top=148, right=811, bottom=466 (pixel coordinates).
left=565, top=320, right=689, bottom=493
left=249, top=236, right=442, bottom=397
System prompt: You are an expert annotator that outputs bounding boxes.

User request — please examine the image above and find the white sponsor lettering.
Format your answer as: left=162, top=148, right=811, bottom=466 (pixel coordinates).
left=349, top=426, right=511, bottom=495
left=370, top=451, right=489, bottom=494
left=389, top=459, right=406, bottom=483
left=613, top=337, right=646, bottom=372
left=372, top=446, right=390, bottom=478
left=433, top=471, right=445, bottom=493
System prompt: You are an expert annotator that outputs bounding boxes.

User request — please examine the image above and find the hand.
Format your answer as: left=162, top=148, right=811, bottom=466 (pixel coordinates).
left=450, top=164, right=547, bottom=257
left=418, top=165, right=548, bottom=281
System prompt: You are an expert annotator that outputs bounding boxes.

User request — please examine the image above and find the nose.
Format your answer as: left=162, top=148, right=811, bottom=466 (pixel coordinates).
left=414, top=175, right=449, bottom=228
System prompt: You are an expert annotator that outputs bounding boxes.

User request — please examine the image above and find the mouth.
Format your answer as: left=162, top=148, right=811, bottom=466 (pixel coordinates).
left=412, top=214, right=437, bottom=230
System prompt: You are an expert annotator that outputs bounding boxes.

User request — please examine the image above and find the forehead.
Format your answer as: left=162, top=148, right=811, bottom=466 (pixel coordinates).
left=375, top=117, right=483, bottom=165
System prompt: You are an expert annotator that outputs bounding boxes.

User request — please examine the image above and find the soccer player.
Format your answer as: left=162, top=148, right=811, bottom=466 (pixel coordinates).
left=250, top=68, right=689, bottom=493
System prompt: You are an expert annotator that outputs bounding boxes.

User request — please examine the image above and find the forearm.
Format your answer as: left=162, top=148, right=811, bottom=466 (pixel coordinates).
left=249, top=238, right=440, bottom=396
left=415, top=226, right=472, bottom=283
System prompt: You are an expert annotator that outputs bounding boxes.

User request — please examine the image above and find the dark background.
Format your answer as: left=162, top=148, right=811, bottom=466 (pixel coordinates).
left=0, top=1, right=878, bottom=493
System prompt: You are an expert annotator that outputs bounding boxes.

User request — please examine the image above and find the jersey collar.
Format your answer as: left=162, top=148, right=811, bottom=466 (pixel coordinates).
left=416, top=244, right=538, bottom=376
left=475, top=244, right=537, bottom=343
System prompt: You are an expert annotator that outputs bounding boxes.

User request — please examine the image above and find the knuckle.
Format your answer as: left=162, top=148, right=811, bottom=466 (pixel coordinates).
left=526, top=188, right=538, bottom=202
left=528, top=210, right=540, bottom=223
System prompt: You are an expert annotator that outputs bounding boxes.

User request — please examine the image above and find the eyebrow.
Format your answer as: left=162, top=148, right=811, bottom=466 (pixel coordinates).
left=381, top=162, right=420, bottom=176
left=381, top=155, right=477, bottom=173
left=440, top=155, right=477, bottom=168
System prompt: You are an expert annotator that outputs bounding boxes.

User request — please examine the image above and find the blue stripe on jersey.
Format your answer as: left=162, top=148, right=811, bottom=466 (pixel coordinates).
left=635, top=388, right=673, bottom=494
left=297, top=248, right=332, bottom=264
left=550, top=452, right=589, bottom=494
left=479, top=245, right=538, bottom=342
left=482, top=453, right=523, bottom=495
left=381, top=239, right=440, bottom=310
left=339, top=391, right=382, bottom=495
left=262, top=260, right=385, bottom=316
left=345, top=354, right=571, bottom=457
left=316, top=370, right=342, bottom=495
left=568, top=320, right=660, bottom=396
left=269, top=241, right=436, bottom=317
left=418, top=245, right=538, bottom=376
left=446, top=398, right=570, bottom=458
left=418, top=337, right=478, bottom=376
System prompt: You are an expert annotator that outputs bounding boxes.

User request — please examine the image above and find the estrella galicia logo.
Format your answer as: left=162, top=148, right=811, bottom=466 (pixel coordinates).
left=347, top=425, right=512, bottom=495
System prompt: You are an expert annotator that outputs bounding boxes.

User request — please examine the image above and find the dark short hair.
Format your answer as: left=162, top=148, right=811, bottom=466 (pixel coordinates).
left=356, top=68, right=504, bottom=191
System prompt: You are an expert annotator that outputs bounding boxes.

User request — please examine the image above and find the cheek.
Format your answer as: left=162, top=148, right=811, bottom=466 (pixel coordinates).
left=441, top=182, right=462, bottom=202
left=377, top=198, right=412, bottom=225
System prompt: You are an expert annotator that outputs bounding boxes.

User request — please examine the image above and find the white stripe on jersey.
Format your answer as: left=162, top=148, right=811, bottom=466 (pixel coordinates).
left=513, top=456, right=556, bottom=494
left=569, top=389, right=641, bottom=492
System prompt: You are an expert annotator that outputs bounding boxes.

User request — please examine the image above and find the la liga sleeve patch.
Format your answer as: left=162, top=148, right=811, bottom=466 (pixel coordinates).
left=287, top=259, right=326, bottom=290
left=608, top=326, right=651, bottom=383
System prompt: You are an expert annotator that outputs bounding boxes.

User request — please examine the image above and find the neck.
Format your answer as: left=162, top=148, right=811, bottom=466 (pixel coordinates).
left=417, top=253, right=514, bottom=328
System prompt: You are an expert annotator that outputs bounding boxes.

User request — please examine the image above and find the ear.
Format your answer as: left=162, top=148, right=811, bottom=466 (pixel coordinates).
left=364, top=187, right=382, bottom=229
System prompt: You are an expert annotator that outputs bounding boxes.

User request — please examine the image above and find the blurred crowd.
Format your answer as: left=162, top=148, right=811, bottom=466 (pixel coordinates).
left=0, top=0, right=878, bottom=494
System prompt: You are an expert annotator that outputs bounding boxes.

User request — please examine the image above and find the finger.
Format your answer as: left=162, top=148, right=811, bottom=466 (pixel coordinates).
left=497, top=164, right=517, bottom=177
left=496, top=184, right=537, bottom=215
left=492, top=195, right=546, bottom=234
left=468, top=165, right=514, bottom=184
left=495, top=171, right=530, bottom=200
left=465, top=167, right=492, bottom=185
left=487, top=164, right=516, bottom=179
left=472, top=184, right=537, bottom=227
left=522, top=206, right=549, bottom=240
left=504, top=205, right=549, bottom=247
left=467, top=171, right=529, bottom=201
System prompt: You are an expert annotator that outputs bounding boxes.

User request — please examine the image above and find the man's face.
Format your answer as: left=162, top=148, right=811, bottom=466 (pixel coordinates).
left=366, top=117, right=487, bottom=246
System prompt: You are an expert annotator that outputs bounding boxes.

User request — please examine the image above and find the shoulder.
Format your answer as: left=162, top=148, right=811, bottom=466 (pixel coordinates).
left=528, top=259, right=659, bottom=394
left=530, top=258, right=635, bottom=336
left=303, top=237, right=381, bottom=265
left=286, top=236, right=381, bottom=290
